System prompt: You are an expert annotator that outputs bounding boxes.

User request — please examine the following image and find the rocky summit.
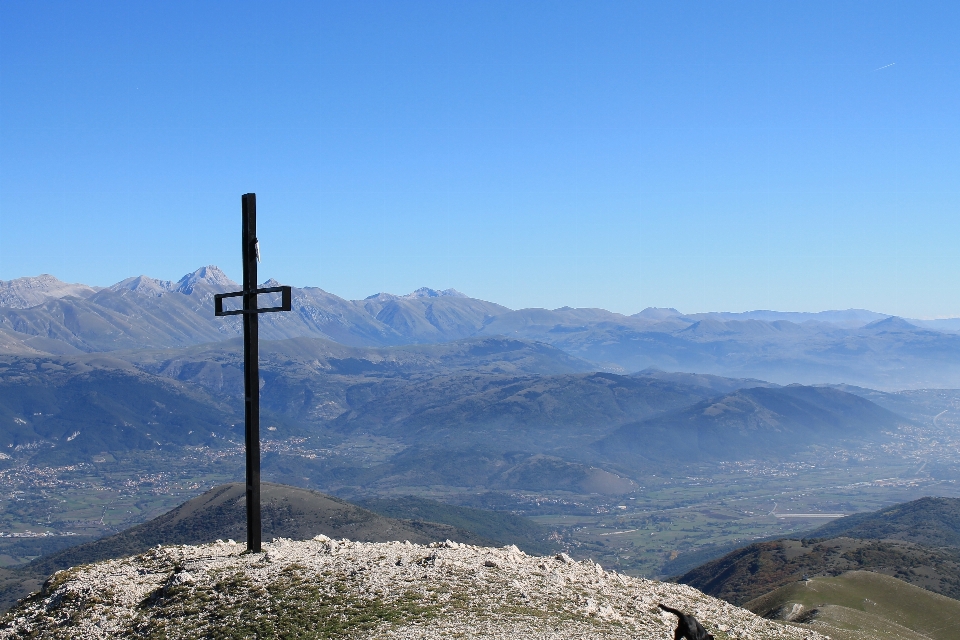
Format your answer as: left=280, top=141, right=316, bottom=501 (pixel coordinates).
left=1, top=538, right=824, bottom=639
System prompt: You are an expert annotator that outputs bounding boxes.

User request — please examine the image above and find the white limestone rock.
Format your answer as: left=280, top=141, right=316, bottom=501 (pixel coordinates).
left=0, top=539, right=828, bottom=639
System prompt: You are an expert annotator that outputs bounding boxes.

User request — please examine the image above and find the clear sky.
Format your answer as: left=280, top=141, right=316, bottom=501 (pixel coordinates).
left=1, top=2, right=958, bottom=317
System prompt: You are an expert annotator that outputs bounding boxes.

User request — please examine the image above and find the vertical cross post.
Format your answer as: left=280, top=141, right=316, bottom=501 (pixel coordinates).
left=241, top=193, right=261, bottom=552
left=214, top=193, right=292, bottom=553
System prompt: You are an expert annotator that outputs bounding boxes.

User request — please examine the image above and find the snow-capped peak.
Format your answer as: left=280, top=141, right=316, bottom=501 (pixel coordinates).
left=109, top=275, right=175, bottom=296
left=363, top=288, right=467, bottom=301
left=175, top=266, right=238, bottom=294
left=0, top=274, right=99, bottom=308
left=401, top=287, right=468, bottom=299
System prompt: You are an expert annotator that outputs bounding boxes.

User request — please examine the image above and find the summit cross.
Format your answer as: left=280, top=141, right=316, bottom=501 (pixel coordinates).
left=214, top=193, right=292, bottom=552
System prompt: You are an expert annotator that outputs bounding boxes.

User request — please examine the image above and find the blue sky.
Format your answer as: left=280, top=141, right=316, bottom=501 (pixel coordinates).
left=1, top=1, right=958, bottom=317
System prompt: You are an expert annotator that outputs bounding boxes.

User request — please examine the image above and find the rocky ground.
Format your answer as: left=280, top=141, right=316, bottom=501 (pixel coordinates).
left=1, top=537, right=827, bottom=639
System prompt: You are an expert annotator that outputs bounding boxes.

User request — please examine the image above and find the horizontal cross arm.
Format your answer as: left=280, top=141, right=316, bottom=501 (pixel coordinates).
left=214, top=286, right=292, bottom=316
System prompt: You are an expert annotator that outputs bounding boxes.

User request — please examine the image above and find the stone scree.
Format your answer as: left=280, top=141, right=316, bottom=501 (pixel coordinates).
left=1, top=537, right=827, bottom=639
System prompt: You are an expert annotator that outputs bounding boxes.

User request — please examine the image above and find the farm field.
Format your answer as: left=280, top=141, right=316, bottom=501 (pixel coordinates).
left=531, top=456, right=960, bottom=577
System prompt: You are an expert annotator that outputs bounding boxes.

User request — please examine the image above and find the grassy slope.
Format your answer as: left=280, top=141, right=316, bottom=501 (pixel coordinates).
left=598, top=385, right=904, bottom=463
left=677, top=537, right=960, bottom=605
left=331, top=371, right=708, bottom=447
left=746, top=570, right=960, bottom=640
left=0, top=360, right=242, bottom=463
left=807, top=496, right=960, bottom=547
left=677, top=496, right=960, bottom=608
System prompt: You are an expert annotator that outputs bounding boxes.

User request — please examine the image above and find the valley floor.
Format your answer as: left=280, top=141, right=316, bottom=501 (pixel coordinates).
left=3, top=437, right=960, bottom=580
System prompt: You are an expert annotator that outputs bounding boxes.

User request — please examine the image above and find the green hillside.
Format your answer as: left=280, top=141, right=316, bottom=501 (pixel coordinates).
left=746, top=571, right=960, bottom=640
left=330, top=371, right=708, bottom=448
left=677, top=536, right=960, bottom=605
left=598, top=385, right=905, bottom=463
left=808, top=497, right=960, bottom=547
left=0, top=358, right=241, bottom=463
left=635, top=368, right=778, bottom=394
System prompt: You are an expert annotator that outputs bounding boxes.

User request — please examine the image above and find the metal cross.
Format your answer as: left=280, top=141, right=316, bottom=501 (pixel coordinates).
left=214, top=193, right=291, bottom=552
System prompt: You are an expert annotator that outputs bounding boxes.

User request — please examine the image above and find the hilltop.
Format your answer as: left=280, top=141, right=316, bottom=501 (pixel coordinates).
left=596, top=384, right=904, bottom=464
left=0, top=483, right=498, bottom=611
left=0, top=538, right=826, bottom=639
left=746, top=571, right=960, bottom=640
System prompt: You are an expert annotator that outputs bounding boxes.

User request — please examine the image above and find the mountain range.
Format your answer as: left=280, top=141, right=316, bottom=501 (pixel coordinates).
left=1, top=341, right=920, bottom=496
left=4, top=267, right=960, bottom=388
